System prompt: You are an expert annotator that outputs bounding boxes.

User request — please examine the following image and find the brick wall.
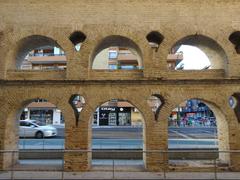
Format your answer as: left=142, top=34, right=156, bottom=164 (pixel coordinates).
left=0, top=0, right=240, bottom=172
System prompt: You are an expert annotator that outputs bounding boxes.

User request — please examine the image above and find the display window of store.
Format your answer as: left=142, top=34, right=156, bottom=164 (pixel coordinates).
left=118, top=112, right=131, bottom=126
left=92, top=100, right=144, bottom=127
left=29, top=109, right=53, bottom=125
left=98, top=107, right=131, bottom=126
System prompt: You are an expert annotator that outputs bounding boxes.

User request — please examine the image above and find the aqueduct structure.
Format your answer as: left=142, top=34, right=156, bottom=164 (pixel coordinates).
left=0, top=0, right=240, bottom=172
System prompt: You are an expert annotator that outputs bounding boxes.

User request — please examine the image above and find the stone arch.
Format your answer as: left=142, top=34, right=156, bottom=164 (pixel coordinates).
left=90, top=35, right=143, bottom=69
left=0, top=95, right=68, bottom=169
left=88, top=98, right=147, bottom=167
left=168, top=97, right=230, bottom=163
left=170, top=34, right=228, bottom=70
left=89, top=99, right=146, bottom=124
left=14, top=35, right=66, bottom=69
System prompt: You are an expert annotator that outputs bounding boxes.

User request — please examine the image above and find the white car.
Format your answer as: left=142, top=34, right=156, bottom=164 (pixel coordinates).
left=19, top=120, right=57, bottom=138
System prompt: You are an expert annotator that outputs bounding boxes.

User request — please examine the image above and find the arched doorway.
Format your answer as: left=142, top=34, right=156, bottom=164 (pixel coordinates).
left=90, top=99, right=145, bottom=170
left=168, top=99, right=229, bottom=169
left=3, top=98, right=65, bottom=170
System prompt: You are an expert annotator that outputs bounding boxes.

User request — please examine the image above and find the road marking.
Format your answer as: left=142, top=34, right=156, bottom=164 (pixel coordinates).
left=170, top=130, right=193, bottom=139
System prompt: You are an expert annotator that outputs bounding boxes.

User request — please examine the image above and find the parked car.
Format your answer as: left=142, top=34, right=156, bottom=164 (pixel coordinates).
left=19, top=120, right=57, bottom=138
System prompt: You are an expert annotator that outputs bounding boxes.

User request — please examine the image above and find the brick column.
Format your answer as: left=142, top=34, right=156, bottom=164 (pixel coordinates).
left=227, top=118, right=240, bottom=171
left=0, top=104, right=19, bottom=170
left=144, top=112, right=168, bottom=171
left=64, top=107, right=91, bottom=171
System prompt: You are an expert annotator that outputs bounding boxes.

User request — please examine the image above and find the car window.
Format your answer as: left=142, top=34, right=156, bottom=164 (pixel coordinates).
left=20, top=122, right=24, bottom=126
left=20, top=121, right=35, bottom=127
left=20, top=121, right=27, bottom=126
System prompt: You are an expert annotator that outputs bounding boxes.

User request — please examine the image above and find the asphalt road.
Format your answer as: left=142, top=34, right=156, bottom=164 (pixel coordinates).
left=19, top=127, right=218, bottom=149
left=54, top=126, right=217, bottom=139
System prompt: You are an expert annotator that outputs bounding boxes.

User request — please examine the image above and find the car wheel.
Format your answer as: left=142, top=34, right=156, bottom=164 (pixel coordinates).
left=35, top=131, right=44, bottom=139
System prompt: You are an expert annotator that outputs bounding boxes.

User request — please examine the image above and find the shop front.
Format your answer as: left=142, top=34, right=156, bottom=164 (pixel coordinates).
left=97, top=107, right=131, bottom=126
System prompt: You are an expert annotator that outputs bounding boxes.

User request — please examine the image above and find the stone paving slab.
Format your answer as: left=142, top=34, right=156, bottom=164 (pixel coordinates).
left=0, top=171, right=240, bottom=180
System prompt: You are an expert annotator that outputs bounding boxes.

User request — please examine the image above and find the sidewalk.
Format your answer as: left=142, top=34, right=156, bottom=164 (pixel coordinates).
left=1, top=171, right=240, bottom=179
left=0, top=160, right=239, bottom=180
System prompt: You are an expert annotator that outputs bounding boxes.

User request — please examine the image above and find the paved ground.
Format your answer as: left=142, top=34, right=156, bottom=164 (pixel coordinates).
left=0, top=160, right=239, bottom=179
left=12, top=127, right=234, bottom=180
left=1, top=169, right=240, bottom=179
left=19, top=127, right=218, bottom=149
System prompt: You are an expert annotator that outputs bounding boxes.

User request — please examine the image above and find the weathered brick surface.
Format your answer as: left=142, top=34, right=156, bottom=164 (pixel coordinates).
left=0, top=0, right=240, bottom=172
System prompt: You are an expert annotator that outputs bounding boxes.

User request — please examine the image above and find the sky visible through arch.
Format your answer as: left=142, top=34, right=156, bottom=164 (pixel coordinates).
left=175, top=45, right=211, bottom=70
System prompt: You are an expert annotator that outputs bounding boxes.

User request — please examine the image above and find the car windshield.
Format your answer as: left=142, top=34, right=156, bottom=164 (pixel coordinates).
left=30, top=122, right=39, bottom=127
left=20, top=121, right=39, bottom=127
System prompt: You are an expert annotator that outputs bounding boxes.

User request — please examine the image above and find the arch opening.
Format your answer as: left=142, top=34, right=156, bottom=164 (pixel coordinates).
left=92, top=36, right=143, bottom=70
left=68, top=94, right=85, bottom=126
left=146, top=31, right=164, bottom=50
left=230, top=93, right=240, bottom=123
left=90, top=99, right=146, bottom=169
left=69, top=31, right=86, bottom=52
left=3, top=98, right=65, bottom=169
left=229, top=31, right=240, bottom=54
left=147, top=94, right=164, bottom=121
left=167, top=35, right=227, bottom=70
left=168, top=99, right=229, bottom=168
left=15, top=35, right=66, bottom=70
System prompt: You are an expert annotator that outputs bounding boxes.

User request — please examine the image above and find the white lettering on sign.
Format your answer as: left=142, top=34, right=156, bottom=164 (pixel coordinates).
left=101, top=107, right=116, bottom=111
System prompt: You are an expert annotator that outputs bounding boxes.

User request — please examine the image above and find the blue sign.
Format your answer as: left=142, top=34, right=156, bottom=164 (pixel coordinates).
left=229, top=96, right=237, bottom=109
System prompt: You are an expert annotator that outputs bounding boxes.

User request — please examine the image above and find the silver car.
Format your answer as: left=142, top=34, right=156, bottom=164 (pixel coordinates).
left=19, top=120, right=57, bottom=138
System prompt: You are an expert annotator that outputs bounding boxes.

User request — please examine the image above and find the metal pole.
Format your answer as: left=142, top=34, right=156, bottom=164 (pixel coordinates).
left=23, top=130, right=26, bottom=149
left=163, top=151, right=166, bottom=180
left=10, top=151, right=14, bottom=180
left=214, top=158, right=217, bottom=180
left=61, top=151, right=64, bottom=180
left=42, top=134, right=45, bottom=150
left=112, top=159, right=115, bottom=180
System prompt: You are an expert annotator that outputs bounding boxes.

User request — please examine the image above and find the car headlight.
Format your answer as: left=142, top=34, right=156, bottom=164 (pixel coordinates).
left=44, top=130, right=53, bottom=133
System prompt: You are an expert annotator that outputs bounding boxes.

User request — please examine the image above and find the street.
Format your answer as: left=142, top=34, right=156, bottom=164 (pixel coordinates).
left=53, top=126, right=217, bottom=139
left=19, top=127, right=218, bottom=149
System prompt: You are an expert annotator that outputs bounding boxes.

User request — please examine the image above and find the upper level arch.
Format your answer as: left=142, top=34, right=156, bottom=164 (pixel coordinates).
left=91, top=35, right=143, bottom=70
left=167, top=34, right=228, bottom=70
left=14, top=35, right=66, bottom=70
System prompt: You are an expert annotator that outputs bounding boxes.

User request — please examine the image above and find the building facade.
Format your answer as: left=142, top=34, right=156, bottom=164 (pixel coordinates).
left=92, top=100, right=143, bottom=126
left=20, top=100, right=64, bottom=125
left=169, top=99, right=216, bottom=127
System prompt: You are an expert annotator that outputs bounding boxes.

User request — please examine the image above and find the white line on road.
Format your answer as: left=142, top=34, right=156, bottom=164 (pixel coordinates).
left=170, top=130, right=193, bottom=139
